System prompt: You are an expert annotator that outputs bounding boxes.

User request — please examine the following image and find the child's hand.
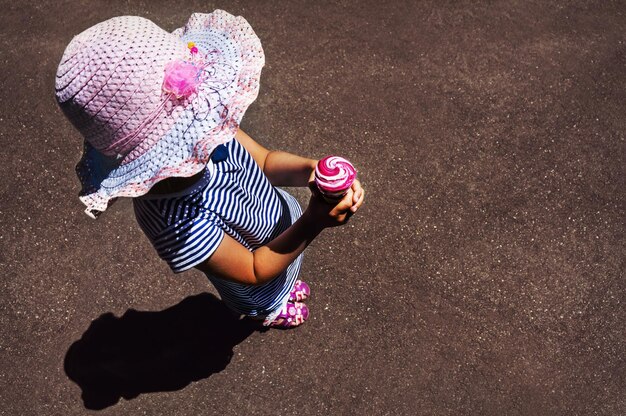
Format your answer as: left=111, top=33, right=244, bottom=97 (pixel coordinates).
left=305, top=188, right=354, bottom=228
left=305, top=180, right=364, bottom=229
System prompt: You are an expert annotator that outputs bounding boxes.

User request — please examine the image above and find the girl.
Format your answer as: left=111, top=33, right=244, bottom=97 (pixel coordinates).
left=55, top=10, right=364, bottom=328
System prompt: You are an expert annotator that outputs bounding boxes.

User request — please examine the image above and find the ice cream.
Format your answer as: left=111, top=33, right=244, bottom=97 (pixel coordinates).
left=314, top=156, right=357, bottom=202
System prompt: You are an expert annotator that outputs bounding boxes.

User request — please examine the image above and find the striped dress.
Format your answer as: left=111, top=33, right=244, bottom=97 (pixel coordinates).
left=133, top=138, right=303, bottom=318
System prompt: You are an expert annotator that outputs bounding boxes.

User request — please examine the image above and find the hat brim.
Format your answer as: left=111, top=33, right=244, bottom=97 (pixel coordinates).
left=75, top=10, right=265, bottom=218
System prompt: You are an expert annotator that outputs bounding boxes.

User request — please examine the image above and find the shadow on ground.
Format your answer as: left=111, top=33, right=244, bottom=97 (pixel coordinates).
left=64, top=293, right=261, bottom=410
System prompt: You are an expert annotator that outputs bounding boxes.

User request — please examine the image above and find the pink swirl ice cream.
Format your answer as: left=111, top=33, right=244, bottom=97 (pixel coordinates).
left=314, top=156, right=357, bottom=202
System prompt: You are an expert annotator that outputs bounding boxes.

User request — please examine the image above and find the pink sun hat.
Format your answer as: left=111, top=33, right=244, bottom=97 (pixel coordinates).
left=55, top=10, right=265, bottom=218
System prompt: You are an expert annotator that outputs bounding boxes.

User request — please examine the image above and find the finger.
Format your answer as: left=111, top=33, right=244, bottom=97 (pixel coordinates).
left=353, top=188, right=362, bottom=205
left=351, top=181, right=361, bottom=203
left=351, top=188, right=365, bottom=212
left=334, top=189, right=354, bottom=213
left=308, top=168, right=317, bottom=184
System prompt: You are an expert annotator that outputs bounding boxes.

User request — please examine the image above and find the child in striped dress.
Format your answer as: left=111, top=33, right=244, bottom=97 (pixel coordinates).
left=55, top=11, right=364, bottom=328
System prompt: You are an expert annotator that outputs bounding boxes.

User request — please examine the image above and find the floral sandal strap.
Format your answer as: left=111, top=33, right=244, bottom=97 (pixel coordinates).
left=288, top=280, right=311, bottom=302
left=263, top=302, right=309, bottom=328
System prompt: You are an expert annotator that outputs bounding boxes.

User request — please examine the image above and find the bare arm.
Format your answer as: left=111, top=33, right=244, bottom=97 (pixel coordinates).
left=195, top=128, right=365, bottom=286
left=235, top=128, right=317, bottom=187
left=235, top=127, right=365, bottom=211
left=195, top=189, right=356, bottom=285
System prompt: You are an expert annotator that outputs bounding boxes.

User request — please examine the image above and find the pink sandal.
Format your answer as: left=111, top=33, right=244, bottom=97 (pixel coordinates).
left=264, top=302, right=309, bottom=328
left=288, top=280, right=311, bottom=302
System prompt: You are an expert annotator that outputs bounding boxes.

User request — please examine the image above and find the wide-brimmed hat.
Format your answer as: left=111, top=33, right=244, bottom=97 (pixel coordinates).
left=55, top=10, right=264, bottom=218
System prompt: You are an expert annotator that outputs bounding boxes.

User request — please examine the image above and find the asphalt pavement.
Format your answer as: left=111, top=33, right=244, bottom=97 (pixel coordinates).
left=1, top=1, right=624, bottom=415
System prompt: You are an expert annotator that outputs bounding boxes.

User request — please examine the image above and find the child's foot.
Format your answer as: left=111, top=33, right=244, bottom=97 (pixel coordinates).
left=264, top=302, right=309, bottom=328
left=288, top=280, right=311, bottom=302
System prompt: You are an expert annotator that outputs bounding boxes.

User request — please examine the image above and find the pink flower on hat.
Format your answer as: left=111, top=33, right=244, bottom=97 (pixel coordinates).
left=162, top=60, right=202, bottom=99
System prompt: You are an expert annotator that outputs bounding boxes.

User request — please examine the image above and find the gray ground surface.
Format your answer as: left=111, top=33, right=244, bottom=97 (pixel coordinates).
left=1, top=1, right=624, bottom=415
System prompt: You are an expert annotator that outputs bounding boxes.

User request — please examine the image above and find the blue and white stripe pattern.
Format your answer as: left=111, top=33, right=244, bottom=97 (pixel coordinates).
left=133, top=138, right=303, bottom=317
